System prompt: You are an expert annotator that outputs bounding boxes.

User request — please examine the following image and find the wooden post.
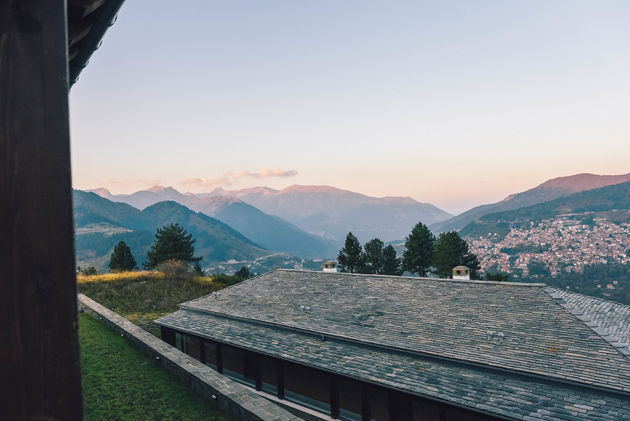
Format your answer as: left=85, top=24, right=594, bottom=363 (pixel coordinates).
left=0, top=1, right=83, bottom=419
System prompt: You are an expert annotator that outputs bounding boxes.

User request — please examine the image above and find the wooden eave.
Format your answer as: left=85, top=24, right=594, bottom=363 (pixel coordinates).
left=67, top=0, right=124, bottom=86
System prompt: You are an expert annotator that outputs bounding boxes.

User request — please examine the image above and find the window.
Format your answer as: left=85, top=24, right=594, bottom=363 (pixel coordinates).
left=222, top=344, right=246, bottom=382
left=203, top=340, right=218, bottom=370
left=221, top=344, right=257, bottom=387
left=174, top=332, right=202, bottom=360
left=413, top=400, right=440, bottom=421
left=389, top=392, right=412, bottom=420
left=160, top=327, right=175, bottom=346
left=243, top=352, right=258, bottom=387
left=284, top=362, right=331, bottom=414
left=369, top=387, right=389, bottom=421
left=175, top=332, right=186, bottom=353
left=337, top=377, right=362, bottom=421
left=260, top=356, right=279, bottom=395
left=185, top=335, right=201, bottom=360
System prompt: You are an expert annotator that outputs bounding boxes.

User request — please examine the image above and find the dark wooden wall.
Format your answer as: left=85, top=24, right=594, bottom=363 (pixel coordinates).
left=0, top=0, right=83, bottom=419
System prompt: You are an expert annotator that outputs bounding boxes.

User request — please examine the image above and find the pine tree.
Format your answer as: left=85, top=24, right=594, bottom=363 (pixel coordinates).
left=381, top=245, right=402, bottom=276
left=432, top=231, right=480, bottom=279
left=362, top=238, right=385, bottom=274
left=108, top=241, right=137, bottom=272
left=402, top=221, right=435, bottom=277
left=464, top=251, right=481, bottom=279
left=145, top=223, right=202, bottom=269
left=337, top=232, right=364, bottom=273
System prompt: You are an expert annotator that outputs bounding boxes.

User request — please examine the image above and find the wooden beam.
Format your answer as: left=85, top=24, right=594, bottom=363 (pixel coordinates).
left=68, top=19, right=94, bottom=47
left=0, top=1, right=83, bottom=419
left=69, top=0, right=106, bottom=18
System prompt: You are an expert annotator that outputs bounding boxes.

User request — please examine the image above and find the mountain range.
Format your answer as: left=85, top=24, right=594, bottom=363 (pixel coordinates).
left=201, top=184, right=452, bottom=242
left=78, top=172, right=630, bottom=272
left=74, top=190, right=267, bottom=270
left=430, top=173, right=630, bottom=233
left=89, top=186, right=337, bottom=257
left=91, top=184, right=453, bottom=244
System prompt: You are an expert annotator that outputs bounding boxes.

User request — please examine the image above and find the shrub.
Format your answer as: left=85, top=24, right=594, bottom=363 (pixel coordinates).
left=80, top=266, right=98, bottom=276
left=156, top=259, right=194, bottom=279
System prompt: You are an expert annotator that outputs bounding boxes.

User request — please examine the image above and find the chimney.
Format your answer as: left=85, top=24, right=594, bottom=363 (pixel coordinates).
left=323, top=261, right=338, bottom=272
left=452, top=266, right=470, bottom=280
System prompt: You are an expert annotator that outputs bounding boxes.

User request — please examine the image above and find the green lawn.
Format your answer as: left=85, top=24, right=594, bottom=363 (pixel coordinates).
left=80, top=313, right=232, bottom=420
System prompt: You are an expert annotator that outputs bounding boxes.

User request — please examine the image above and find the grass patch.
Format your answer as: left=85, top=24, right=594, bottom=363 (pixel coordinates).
left=79, top=313, right=231, bottom=420
left=77, top=271, right=241, bottom=336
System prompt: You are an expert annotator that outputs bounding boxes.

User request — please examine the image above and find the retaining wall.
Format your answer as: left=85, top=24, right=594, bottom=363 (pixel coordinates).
left=78, top=293, right=302, bottom=421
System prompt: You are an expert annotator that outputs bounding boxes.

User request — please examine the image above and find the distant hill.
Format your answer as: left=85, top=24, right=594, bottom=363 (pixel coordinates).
left=88, top=186, right=337, bottom=258
left=73, top=191, right=267, bottom=271
left=206, top=184, right=452, bottom=242
left=460, top=180, right=630, bottom=238
left=211, top=201, right=337, bottom=258
left=431, top=172, right=630, bottom=233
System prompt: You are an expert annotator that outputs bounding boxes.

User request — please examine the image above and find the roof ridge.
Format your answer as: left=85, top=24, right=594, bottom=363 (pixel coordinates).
left=543, top=287, right=630, bottom=359
left=272, top=268, right=546, bottom=287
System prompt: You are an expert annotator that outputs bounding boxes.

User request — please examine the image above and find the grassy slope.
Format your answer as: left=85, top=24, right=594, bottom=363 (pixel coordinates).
left=79, top=313, right=231, bottom=420
left=77, top=271, right=236, bottom=337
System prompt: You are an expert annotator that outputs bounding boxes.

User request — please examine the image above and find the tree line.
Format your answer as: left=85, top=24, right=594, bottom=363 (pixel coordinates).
left=337, top=221, right=481, bottom=279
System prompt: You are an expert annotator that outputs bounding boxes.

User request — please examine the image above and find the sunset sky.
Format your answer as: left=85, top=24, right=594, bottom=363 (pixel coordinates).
left=70, top=0, right=630, bottom=214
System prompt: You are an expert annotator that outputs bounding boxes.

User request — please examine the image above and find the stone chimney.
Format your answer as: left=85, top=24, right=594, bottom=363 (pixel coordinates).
left=323, top=261, right=338, bottom=272
left=452, top=266, right=470, bottom=280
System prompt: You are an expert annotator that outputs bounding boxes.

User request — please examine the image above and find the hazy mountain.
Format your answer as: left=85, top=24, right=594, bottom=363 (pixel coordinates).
left=211, top=201, right=337, bottom=258
left=459, top=180, right=630, bottom=238
left=431, top=172, right=630, bottom=233
left=87, top=186, right=337, bottom=258
left=206, top=184, right=452, bottom=242
left=87, top=186, right=194, bottom=210
left=73, top=191, right=266, bottom=271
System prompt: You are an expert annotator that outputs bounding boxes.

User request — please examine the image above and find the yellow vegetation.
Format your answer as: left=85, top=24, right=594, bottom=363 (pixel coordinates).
left=77, top=270, right=215, bottom=284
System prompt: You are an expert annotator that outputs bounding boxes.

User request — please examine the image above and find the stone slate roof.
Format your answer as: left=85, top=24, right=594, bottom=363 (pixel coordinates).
left=155, top=269, right=630, bottom=420
left=546, top=287, right=630, bottom=353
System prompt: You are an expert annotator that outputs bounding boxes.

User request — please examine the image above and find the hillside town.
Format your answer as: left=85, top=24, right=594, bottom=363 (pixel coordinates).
left=469, top=215, right=630, bottom=277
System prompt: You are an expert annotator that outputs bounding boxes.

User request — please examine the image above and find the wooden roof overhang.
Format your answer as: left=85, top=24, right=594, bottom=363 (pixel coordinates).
left=67, top=0, right=124, bottom=86
left=1, top=1, right=124, bottom=418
